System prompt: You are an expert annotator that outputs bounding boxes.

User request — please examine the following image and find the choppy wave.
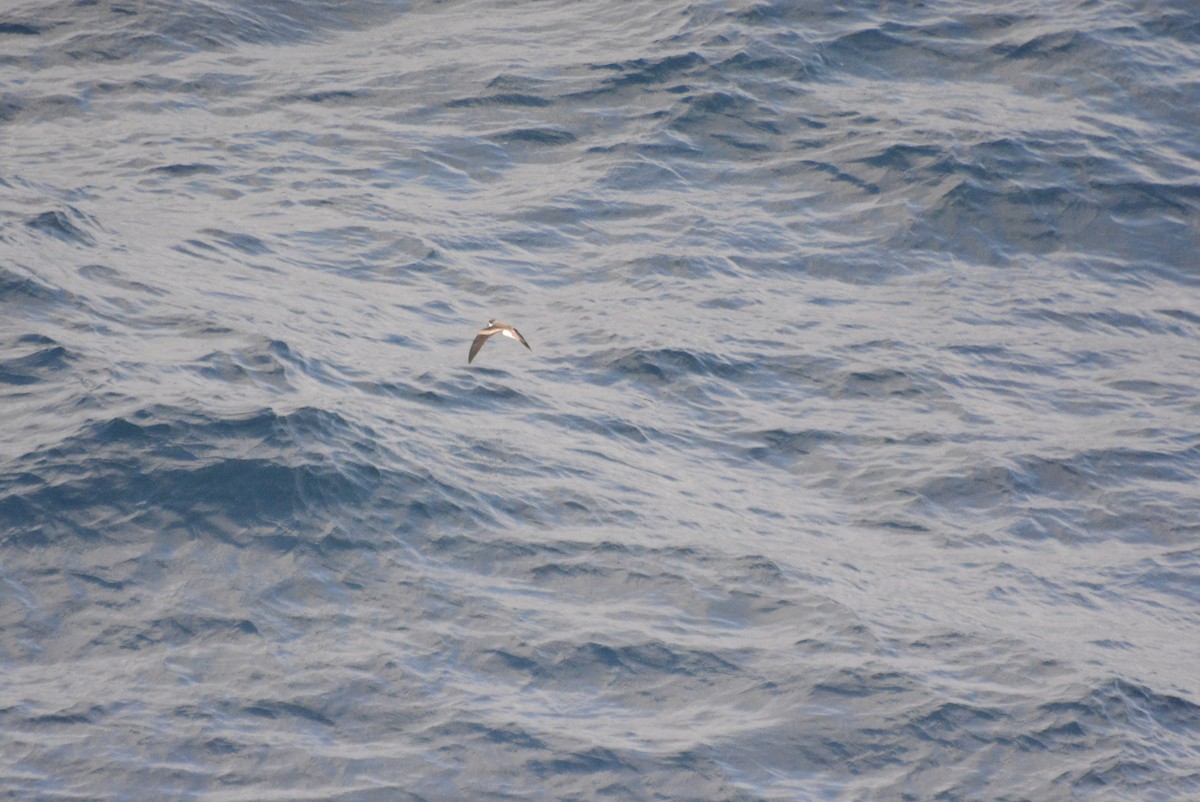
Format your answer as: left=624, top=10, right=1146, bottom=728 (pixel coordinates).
left=3, top=0, right=1200, bottom=799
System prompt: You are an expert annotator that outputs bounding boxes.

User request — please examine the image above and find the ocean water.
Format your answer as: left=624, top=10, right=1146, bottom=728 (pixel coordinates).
left=2, top=0, right=1199, bottom=799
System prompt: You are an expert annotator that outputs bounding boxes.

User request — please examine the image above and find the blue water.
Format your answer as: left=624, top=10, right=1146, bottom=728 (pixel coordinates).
left=3, top=1, right=1199, bottom=799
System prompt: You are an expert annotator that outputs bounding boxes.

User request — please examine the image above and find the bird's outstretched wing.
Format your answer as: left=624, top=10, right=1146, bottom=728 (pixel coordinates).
left=507, top=328, right=532, bottom=350
left=468, top=331, right=492, bottom=363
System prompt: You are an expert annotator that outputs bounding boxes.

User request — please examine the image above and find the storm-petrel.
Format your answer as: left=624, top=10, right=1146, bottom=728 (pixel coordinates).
left=468, top=320, right=531, bottom=364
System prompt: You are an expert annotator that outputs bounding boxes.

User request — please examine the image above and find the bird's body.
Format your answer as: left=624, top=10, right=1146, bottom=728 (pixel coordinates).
left=468, top=320, right=531, bottom=364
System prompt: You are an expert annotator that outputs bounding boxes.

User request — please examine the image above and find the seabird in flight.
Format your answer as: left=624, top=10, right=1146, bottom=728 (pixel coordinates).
left=468, top=320, right=531, bottom=364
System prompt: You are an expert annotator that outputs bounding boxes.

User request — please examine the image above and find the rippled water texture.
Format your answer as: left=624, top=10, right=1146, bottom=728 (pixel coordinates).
left=2, top=0, right=1200, bottom=799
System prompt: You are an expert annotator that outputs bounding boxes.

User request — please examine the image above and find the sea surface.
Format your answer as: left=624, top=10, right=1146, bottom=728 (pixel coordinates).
left=2, top=1, right=1199, bottom=799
